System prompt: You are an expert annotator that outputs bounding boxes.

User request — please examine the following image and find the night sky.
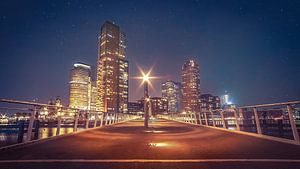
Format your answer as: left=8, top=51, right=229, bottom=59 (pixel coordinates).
left=0, top=0, right=300, bottom=106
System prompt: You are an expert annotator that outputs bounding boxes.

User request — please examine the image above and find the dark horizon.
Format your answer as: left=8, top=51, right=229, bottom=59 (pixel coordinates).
left=1, top=0, right=300, bottom=106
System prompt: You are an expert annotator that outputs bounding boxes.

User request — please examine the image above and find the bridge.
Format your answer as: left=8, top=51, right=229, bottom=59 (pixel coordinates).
left=0, top=99, right=300, bottom=169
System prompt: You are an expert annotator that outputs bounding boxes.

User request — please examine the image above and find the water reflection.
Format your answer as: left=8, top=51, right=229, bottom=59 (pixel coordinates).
left=0, top=127, right=84, bottom=147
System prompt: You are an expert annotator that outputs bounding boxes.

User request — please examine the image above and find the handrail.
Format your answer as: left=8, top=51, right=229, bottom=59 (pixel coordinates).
left=239, top=100, right=300, bottom=109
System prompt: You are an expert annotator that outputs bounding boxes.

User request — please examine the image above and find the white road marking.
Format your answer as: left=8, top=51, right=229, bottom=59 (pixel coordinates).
left=0, top=159, right=300, bottom=163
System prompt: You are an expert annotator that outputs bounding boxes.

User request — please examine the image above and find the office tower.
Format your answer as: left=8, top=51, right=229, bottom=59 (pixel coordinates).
left=181, top=59, right=201, bottom=112
left=200, top=94, right=220, bottom=111
left=97, top=21, right=128, bottom=113
left=69, top=63, right=92, bottom=109
left=161, top=80, right=181, bottom=112
left=89, top=81, right=97, bottom=111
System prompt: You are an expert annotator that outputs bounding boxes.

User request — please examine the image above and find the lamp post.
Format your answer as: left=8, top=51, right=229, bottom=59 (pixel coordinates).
left=135, top=66, right=157, bottom=128
left=143, top=74, right=150, bottom=128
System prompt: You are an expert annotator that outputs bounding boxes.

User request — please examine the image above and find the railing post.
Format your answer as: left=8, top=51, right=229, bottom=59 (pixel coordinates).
left=220, top=111, right=226, bottom=129
left=204, top=112, right=208, bottom=125
left=74, top=110, right=79, bottom=132
left=234, top=109, right=240, bottom=131
left=198, top=113, right=202, bottom=125
left=26, top=106, right=36, bottom=142
left=85, top=111, right=89, bottom=129
left=287, top=105, right=300, bottom=143
left=56, top=115, right=61, bottom=136
left=93, top=112, right=98, bottom=128
left=17, top=120, right=25, bottom=143
left=109, top=113, right=113, bottom=125
left=193, top=113, right=197, bottom=124
left=115, top=113, right=118, bottom=123
left=114, top=113, right=117, bottom=124
left=238, top=108, right=244, bottom=126
left=210, top=110, right=216, bottom=127
left=253, top=107, right=262, bottom=135
left=105, top=113, right=108, bottom=125
left=100, top=113, right=104, bottom=127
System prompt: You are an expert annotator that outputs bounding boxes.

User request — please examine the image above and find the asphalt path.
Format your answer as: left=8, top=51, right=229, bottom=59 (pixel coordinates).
left=0, top=119, right=299, bottom=169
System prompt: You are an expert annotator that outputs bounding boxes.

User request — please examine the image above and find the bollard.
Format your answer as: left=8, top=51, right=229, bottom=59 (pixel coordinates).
left=287, top=105, right=300, bottom=143
left=253, top=107, right=262, bottom=135
left=26, top=106, right=36, bottom=142
left=85, top=111, right=90, bottom=129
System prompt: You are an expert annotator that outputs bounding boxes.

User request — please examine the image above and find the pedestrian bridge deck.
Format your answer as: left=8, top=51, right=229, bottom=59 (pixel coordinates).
left=0, top=119, right=300, bottom=169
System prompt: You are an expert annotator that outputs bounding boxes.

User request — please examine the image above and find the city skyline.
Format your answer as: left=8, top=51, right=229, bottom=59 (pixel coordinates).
left=1, top=0, right=300, bottom=106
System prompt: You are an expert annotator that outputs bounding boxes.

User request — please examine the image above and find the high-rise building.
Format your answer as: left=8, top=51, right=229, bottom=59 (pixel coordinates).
left=200, top=94, right=220, bottom=111
left=181, top=59, right=201, bottom=112
left=89, top=81, right=97, bottom=111
left=97, top=21, right=128, bottom=113
left=161, top=80, right=181, bottom=112
left=69, top=63, right=93, bottom=110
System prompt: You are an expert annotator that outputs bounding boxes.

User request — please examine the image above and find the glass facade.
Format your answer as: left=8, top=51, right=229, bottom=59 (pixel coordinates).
left=161, top=80, right=181, bottom=112
left=97, top=21, right=128, bottom=113
left=69, top=63, right=94, bottom=110
left=181, top=59, right=201, bottom=112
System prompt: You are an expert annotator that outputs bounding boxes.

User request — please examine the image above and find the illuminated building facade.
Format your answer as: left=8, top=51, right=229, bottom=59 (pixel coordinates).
left=97, top=21, right=128, bottom=113
left=161, top=80, right=181, bottom=112
left=181, top=59, right=201, bottom=112
left=150, top=97, right=168, bottom=115
left=200, top=94, right=220, bottom=111
left=69, top=63, right=92, bottom=110
left=128, top=102, right=143, bottom=114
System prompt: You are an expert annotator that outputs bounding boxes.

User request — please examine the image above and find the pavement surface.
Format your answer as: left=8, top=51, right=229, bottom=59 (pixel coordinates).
left=0, top=119, right=300, bottom=169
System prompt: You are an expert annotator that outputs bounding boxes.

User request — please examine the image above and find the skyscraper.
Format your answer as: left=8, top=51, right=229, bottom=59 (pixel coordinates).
left=97, top=21, right=128, bottom=113
left=161, top=80, right=181, bottom=112
left=181, top=59, right=201, bottom=112
left=69, top=63, right=93, bottom=109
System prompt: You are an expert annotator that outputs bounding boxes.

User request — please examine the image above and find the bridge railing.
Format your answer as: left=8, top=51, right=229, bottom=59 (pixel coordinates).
left=0, top=98, right=139, bottom=147
left=163, top=101, right=300, bottom=145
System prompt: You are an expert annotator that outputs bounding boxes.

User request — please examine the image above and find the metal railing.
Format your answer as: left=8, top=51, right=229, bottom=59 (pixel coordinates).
left=163, top=101, right=300, bottom=145
left=0, top=98, right=140, bottom=146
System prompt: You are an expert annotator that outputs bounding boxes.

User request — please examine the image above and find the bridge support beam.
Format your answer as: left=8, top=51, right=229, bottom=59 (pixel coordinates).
left=287, top=105, right=300, bottom=143
left=253, top=107, right=262, bottom=135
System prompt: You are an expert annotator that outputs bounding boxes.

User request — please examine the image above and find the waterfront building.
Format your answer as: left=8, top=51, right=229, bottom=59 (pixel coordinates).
left=96, top=21, right=128, bottom=113
left=69, top=63, right=93, bottom=110
left=161, top=80, right=181, bottom=112
left=181, top=59, right=201, bottom=112
left=200, top=94, right=220, bottom=111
